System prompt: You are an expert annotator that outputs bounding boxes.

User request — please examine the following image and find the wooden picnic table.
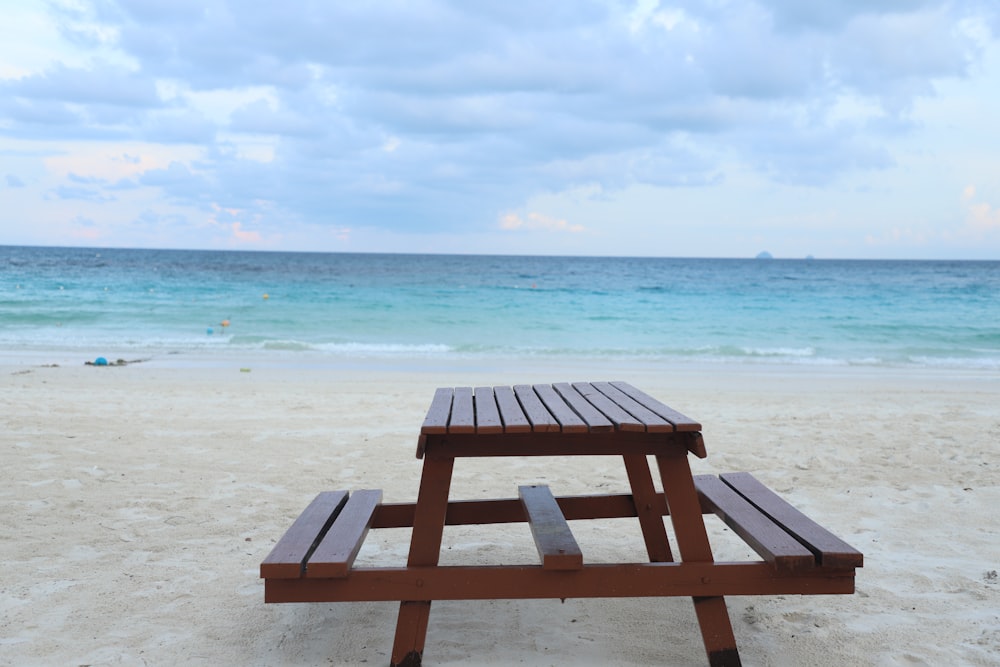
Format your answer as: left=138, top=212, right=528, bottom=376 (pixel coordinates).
left=262, top=381, right=863, bottom=667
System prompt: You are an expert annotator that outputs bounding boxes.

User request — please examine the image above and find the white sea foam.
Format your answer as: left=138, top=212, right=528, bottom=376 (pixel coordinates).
left=314, top=341, right=452, bottom=356
left=740, top=346, right=816, bottom=357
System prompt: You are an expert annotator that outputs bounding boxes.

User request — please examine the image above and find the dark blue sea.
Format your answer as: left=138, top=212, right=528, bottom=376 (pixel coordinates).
left=2, top=246, right=999, bottom=370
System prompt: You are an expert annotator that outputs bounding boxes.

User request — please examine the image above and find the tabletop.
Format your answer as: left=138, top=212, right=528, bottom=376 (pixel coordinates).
left=416, top=381, right=706, bottom=458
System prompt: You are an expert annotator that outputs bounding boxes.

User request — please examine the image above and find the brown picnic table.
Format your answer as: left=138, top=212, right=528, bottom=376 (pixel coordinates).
left=261, top=381, right=863, bottom=667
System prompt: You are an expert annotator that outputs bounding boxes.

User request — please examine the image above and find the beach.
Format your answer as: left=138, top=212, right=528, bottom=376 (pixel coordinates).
left=2, top=357, right=998, bottom=666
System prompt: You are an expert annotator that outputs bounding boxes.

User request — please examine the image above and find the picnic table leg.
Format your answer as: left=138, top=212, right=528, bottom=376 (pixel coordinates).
left=656, top=448, right=742, bottom=667
left=622, top=454, right=674, bottom=562
left=390, top=453, right=455, bottom=667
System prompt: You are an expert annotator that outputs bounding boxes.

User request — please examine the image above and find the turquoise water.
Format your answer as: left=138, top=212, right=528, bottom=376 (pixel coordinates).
left=2, top=246, right=999, bottom=369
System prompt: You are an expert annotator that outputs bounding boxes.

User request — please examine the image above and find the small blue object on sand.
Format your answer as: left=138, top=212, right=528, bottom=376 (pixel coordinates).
left=94, top=357, right=108, bottom=366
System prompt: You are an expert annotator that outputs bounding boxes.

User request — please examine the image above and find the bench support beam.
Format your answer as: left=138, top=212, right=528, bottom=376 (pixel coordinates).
left=390, top=455, right=454, bottom=667
left=265, top=561, right=856, bottom=602
left=623, top=454, right=674, bottom=562
left=657, top=450, right=741, bottom=667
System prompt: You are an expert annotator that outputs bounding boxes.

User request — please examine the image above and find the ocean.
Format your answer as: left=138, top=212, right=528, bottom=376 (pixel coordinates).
left=2, top=245, right=999, bottom=370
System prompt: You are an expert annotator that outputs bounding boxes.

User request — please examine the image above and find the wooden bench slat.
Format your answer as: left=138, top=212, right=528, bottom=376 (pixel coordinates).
left=449, top=386, right=476, bottom=433
left=551, top=383, right=613, bottom=432
left=720, top=472, right=864, bottom=569
left=474, top=386, right=504, bottom=434
left=420, top=387, right=453, bottom=435
left=493, top=385, right=532, bottom=433
left=694, top=475, right=815, bottom=571
left=573, top=381, right=646, bottom=432
left=610, top=381, right=702, bottom=431
left=260, top=491, right=349, bottom=579
left=532, top=384, right=589, bottom=433
left=591, top=381, right=675, bottom=432
left=512, top=385, right=561, bottom=432
left=519, top=485, right=583, bottom=570
left=306, top=489, right=384, bottom=578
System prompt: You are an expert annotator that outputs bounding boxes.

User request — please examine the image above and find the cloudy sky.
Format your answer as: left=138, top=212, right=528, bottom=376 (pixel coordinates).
left=2, top=1, right=999, bottom=258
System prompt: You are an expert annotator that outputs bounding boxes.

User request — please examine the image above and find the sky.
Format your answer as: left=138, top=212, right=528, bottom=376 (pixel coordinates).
left=1, top=1, right=999, bottom=259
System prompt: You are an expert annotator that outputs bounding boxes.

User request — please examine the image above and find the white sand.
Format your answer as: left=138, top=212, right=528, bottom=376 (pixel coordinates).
left=2, top=357, right=998, bottom=666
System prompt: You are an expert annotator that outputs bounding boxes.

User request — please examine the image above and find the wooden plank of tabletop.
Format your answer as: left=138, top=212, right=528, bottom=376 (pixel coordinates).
left=474, top=386, right=504, bottom=434
left=420, top=387, right=453, bottom=434
left=590, top=381, right=674, bottom=433
left=572, top=382, right=645, bottom=432
left=610, top=381, right=702, bottom=432
left=494, top=385, right=532, bottom=433
left=449, top=386, right=476, bottom=433
left=533, top=384, right=590, bottom=433
left=551, top=382, right=614, bottom=432
left=513, top=385, right=561, bottom=432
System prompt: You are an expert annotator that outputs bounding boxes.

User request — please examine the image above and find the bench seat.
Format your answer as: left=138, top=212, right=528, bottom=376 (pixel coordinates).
left=261, top=474, right=861, bottom=585
left=260, top=484, right=589, bottom=580
left=260, top=489, right=382, bottom=580
left=694, top=472, right=863, bottom=571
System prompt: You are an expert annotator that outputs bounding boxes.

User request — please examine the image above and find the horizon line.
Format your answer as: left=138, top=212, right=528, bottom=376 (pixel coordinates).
left=1, top=242, right=996, bottom=263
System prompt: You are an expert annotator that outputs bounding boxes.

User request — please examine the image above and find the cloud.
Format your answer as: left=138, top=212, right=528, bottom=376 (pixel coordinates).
left=966, top=202, right=1000, bottom=230
left=228, top=99, right=318, bottom=137
left=139, top=161, right=206, bottom=190
left=1, top=1, right=998, bottom=253
left=47, top=185, right=116, bottom=202
left=7, top=62, right=161, bottom=107
left=2, top=97, right=85, bottom=127
left=761, top=0, right=942, bottom=32
left=68, top=172, right=106, bottom=185
left=962, top=185, right=1000, bottom=232
left=500, top=211, right=584, bottom=233
left=141, top=109, right=216, bottom=144
left=230, top=221, right=261, bottom=243
left=6, top=174, right=26, bottom=187
left=70, top=215, right=103, bottom=240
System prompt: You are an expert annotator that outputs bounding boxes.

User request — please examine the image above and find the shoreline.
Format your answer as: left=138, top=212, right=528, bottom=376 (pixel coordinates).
left=3, top=359, right=999, bottom=665
left=4, top=344, right=999, bottom=381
